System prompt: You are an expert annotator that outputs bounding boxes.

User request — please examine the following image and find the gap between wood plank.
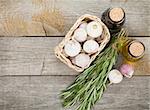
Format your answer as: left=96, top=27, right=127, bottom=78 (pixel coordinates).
left=0, top=36, right=149, bottom=37
left=0, top=74, right=149, bottom=77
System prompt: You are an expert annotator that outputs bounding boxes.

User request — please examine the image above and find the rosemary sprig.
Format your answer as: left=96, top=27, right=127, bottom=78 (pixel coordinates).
left=61, top=29, right=128, bottom=110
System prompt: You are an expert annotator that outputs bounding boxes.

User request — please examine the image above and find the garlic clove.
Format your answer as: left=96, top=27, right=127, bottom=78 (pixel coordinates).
left=86, top=21, right=103, bottom=38
left=79, top=21, right=88, bottom=30
left=73, top=28, right=87, bottom=42
left=119, top=64, right=134, bottom=78
left=64, top=40, right=81, bottom=57
left=72, top=53, right=90, bottom=68
left=83, top=40, right=99, bottom=54
left=108, top=69, right=123, bottom=84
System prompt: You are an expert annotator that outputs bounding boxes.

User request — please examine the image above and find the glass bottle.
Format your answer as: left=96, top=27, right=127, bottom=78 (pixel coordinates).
left=122, top=40, right=145, bottom=61
left=101, top=7, right=125, bottom=34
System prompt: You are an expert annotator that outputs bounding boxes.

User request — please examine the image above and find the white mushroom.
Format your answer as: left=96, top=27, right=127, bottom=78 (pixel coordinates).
left=79, top=21, right=88, bottom=30
left=64, top=40, right=81, bottom=57
left=83, top=40, right=99, bottom=54
left=108, top=69, right=123, bottom=84
left=86, top=21, right=103, bottom=38
left=72, top=53, right=90, bottom=68
left=73, top=28, right=87, bottom=42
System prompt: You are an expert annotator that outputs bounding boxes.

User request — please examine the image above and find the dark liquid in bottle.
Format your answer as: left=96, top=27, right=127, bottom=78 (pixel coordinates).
left=101, top=7, right=125, bottom=34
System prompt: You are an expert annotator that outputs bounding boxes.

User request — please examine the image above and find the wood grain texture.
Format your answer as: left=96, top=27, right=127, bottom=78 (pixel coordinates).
left=0, top=0, right=149, bottom=36
left=0, top=76, right=149, bottom=110
left=0, top=37, right=149, bottom=76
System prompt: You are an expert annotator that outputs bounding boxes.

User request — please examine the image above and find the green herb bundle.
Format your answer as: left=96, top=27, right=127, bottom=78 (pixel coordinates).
left=61, top=29, right=128, bottom=110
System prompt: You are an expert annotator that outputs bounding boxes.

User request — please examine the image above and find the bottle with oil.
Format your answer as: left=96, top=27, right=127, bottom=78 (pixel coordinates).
left=122, top=40, right=145, bottom=61
left=101, top=7, right=125, bottom=34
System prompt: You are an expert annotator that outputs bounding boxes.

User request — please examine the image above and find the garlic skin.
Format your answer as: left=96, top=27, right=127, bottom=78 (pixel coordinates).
left=73, top=28, right=87, bottom=42
left=86, top=21, right=103, bottom=38
left=119, top=64, right=134, bottom=78
left=79, top=22, right=88, bottom=30
left=83, top=40, right=99, bottom=54
left=108, top=69, right=123, bottom=84
left=64, top=40, right=81, bottom=57
left=72, top=53, right=90, bottom=68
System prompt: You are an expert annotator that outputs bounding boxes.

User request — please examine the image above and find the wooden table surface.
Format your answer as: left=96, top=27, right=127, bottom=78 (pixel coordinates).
left=0, top=0, right=150, bottom=110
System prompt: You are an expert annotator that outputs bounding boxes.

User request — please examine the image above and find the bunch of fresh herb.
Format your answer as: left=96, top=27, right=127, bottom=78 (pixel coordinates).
left=61, top=29, right=128, bottom=110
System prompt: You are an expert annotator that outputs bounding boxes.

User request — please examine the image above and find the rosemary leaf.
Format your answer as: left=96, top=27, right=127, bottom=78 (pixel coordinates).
left=60, top=29, right=128, bottom=110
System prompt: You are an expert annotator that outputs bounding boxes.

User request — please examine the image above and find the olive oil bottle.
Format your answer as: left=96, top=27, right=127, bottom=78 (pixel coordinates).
left=122, top=40, right=145, bottom=61
left=101, top=7, right=125, bottom=34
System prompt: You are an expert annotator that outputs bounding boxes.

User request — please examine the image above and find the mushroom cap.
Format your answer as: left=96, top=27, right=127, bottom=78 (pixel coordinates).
left=86, top=21, right=102, bottom=38
left=108, top=69, right=123, bottom=84
left=83, top=40, right=99, bottom=54
left=73, top=53, right=90, bottom=68
left=73, top=28, right=87, bottom=42
left=64, top=40, right=81, bottom=57
left=79, top=22, right=88, bottom=30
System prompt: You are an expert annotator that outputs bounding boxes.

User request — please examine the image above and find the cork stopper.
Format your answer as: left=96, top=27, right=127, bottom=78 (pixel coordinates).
left=109, top=8, right=124, bottom=22
left=129, top=41, right=145, bottom=57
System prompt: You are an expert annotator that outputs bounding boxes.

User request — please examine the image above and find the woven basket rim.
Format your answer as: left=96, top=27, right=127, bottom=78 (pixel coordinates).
left=55, top=14, right=110, bottom=72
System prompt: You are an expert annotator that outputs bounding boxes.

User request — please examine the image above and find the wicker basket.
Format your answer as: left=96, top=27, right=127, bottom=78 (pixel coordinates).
left=54, top=14, right=110, bottom=72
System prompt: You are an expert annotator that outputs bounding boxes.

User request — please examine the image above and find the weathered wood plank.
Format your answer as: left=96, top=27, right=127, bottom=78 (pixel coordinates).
left=0, top=37, right=149, bottom=76
left=0, top=76, right=149, bottom=110
left=0, top=0, right=149, bottom=36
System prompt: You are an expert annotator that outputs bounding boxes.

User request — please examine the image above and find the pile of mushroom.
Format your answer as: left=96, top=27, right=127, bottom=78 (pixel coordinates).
left=64, top=20, right=103, bottom=69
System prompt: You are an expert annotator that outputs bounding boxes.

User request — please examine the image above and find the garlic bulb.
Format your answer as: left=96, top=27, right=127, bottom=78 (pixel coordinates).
left=83, top=40, right=99, bottom=54
left=86, top=21, right=102, bottom=38
left=119, top=64, right=134, bottom=78
left=79, top=21, right=88, bottom=30
left=73, top=28, right=87, bottom=42
left=72, top=53, right=90, bottom=68
left=108, top=69, right=123, bottom=84
left=64, top=40, right=81, bottom=57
